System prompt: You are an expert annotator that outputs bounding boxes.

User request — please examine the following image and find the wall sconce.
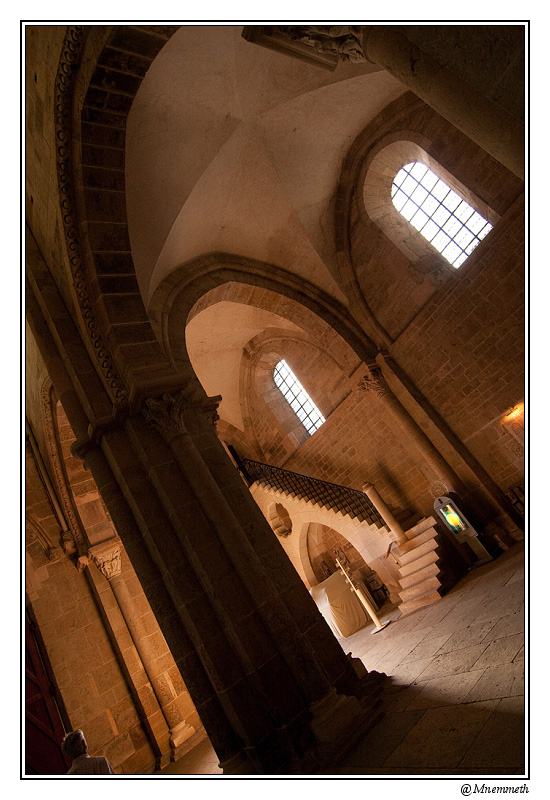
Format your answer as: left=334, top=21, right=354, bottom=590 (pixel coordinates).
left=502, top=402, right=524, bottom=423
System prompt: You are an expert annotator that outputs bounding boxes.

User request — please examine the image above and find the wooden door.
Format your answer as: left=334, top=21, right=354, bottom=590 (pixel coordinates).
left=25, top=615, right=70, bottom=775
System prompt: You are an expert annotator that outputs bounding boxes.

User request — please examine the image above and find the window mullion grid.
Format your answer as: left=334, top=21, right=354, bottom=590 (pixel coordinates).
left=391, top=162, right=492, bottom=269
left=273, top=360, right=326, bottom=436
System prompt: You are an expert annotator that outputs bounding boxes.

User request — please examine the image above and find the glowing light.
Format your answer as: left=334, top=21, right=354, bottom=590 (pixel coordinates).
left=503, top=402, right=524, bottom=423
left=392, top=162, right=492, bottom=268
left=273, top=360, right=325, bottom=435
left=440, top=504, right=466, bottom=533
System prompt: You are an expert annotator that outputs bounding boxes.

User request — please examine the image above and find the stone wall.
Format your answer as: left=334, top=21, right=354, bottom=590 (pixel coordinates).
left=345, top=99, right=524, bottom=500
left=391, top=198, right=524, bottom=495
left=26, top=402, right=203, bottom=774
left=26, top=445, right=157, bottom=773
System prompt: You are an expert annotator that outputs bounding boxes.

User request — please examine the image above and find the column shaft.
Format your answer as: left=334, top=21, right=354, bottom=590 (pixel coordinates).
left=358, top=366, right=462, bottom=494
left=109, top=573, right=195, bottom=752
left=363, top=482, right=407, bottom=545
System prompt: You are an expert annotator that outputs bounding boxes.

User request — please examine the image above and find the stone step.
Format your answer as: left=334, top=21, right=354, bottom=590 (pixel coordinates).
left=404, top=515, right=437, bottom=539
left=398, top=589, right=445, bottom=616
left=396, top=525, right=438, bottom=555
left=399, top=548, right=440, bottom=577
left=398, top=574, right=442, bottom=602
left=399, top=561, right=441, bottom=590
left=397, top=537, right=438, bottom=566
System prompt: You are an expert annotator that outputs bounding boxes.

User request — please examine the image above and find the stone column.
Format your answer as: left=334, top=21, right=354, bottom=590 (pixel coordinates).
left=88, top=538, right=196, bottom=762
left=139, top=390, right=382, bottom=772
left=362, top=482, right=407, bottom=545
left=359, top=26, right=523, bottom=180
left=357, top=365, right=462, bottom=494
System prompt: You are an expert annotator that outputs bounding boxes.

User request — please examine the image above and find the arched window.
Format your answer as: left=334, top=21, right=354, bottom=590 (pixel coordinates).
left=391, top=162, right=493, bottom=268
left=273, top=360, right=325, bottom=435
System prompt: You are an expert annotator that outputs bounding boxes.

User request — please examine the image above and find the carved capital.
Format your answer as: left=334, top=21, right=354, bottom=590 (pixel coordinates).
left=143, top=392, right=190, bottom=441
left=143, top=391, right=221, bottom=441
left=88, top=539, right=122, bottom=580
left=273, top=25, right=367, bottom=62
left=356, top=368, right=391, bottom=398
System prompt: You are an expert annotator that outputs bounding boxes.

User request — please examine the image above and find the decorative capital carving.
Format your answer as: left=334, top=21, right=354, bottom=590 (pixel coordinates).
left=272, top=25, right=367, bottom=63
left=143, top=392, right=190, bottom=441
left=88, top=539, right=122, bottom=580
left=356, top=367, right=391, bottom=398
left=143, top=391, right=221, bottom=441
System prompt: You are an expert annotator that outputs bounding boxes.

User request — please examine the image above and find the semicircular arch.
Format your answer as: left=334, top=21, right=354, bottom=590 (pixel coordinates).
left=148, top=253, right=379, bottom=396
left=148, top=253, right=378, bottom=367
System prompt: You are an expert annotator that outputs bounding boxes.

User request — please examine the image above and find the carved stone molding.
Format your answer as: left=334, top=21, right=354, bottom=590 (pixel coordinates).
left=89, top=539, right=123, bottom=580
left=242, top=25, right=368, bottom=68
left=275, top=25, right=367, bottom=62
left=143, top=393, right=190, bottom=441
left=266, top=502, right=292, bottom=537
left=54, top=25, right=127, bottom=404
left=143, top=391, right=222, bottom=442
left=25, top=514, right=64, bottom=563
left=40, top=378, right=86, bottom=554
left=356, top=367, right=391, bottom=398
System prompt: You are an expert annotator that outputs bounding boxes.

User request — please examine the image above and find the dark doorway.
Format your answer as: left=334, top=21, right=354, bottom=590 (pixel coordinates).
left=25, top=613, right=70, bottom=775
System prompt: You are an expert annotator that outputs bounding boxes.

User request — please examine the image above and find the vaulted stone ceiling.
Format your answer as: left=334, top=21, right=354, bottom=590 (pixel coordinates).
left=126, top=25, right=405, bottom=307
left=125, top=25, right=405, bottom=430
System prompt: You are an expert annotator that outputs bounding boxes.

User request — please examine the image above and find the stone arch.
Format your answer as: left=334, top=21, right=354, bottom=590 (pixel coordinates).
left=306, top=522, right=373, bottom=585
left=146, top=254, right=379, bottom=426
left=54, top=26, right=182, bottom=404
left=334, top=91, right=523, bottom=343
left=149, top=254, right=378, bottom=365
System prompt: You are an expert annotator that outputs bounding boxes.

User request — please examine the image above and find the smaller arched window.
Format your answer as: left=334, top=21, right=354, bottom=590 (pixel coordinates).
left=273, top=360, right=325, bottom=435
left=391, top=162, right=493, bottom=268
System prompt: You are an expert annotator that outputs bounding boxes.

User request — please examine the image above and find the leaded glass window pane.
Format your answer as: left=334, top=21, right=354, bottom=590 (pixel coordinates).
left=392, top=162, right=492, bottom=268
left=273, top=360, right=326, bottom=435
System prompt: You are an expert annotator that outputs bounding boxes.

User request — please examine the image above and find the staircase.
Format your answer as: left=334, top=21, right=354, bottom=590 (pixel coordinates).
left=240, top=459, right=385, bottom=528
left=394, top=516, right=470, bottom=614
left=239, top=458, right=467, bottom=616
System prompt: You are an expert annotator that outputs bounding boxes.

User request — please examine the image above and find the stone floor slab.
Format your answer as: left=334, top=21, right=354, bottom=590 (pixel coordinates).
left=406, top=670, right=485, bottom=710
left=401, top=632, right=452, bottom=663
left=415, top=643, right=489, bottom=682
left=437, top=620, right=499, bottom=654
left=471, top=633, right=524, bottom=670
left=335, top=708, right=425, bottom=769
left=457, top=695, right=525, bottom=773
left=381, top=656, right=434, bottom=688
left=383, top=700, right=499, bottom=770
left=464, top=662, right=524, bottom=702
left=482, top=611, right=524, bottom=641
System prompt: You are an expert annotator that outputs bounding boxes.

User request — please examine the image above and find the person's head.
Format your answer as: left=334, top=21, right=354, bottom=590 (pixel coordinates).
left=62, top=730, right=88, bottom=759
